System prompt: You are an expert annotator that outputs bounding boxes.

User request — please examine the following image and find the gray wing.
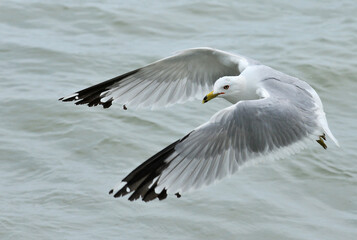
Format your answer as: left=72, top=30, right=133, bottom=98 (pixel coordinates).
left=110, top=80, right=320, bottom=201
left=60, top=47, right=254, bottom=109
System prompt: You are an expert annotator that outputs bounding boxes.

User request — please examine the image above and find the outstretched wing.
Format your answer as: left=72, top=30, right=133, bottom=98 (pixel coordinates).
left=110, top=80, right=320, bottom=201
left=60, top=48, right=254, bottom=109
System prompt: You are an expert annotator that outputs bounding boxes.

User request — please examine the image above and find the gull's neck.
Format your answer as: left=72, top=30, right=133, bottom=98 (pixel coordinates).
left=223, top=66, right=264, bottom=104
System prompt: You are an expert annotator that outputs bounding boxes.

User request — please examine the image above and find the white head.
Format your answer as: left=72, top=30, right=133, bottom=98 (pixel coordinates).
left=202, top=76, right=245, bottom=104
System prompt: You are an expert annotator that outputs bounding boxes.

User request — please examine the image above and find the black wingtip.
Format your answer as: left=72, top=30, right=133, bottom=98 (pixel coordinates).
left=59, top=94, right=79, bottom=102
left=113, top=191, right=123, bottom=198
left=109, top=131, right=193, bottom=202
left=59, top=68, right=140, bottom=108
left=158, top=190, right=168, bottom=200
left=102, top=100, right=113, bottom=109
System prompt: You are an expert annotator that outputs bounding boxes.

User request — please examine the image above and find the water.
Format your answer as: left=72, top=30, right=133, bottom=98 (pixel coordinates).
left=1, top=0, right=356, bottom=239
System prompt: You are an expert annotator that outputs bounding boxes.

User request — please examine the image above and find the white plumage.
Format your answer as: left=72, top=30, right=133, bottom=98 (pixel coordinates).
left=60, top=47, right=338, bottom=201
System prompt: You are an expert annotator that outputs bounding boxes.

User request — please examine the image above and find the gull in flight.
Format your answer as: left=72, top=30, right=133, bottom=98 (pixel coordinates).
left=60, top=47, right=339, bottom=202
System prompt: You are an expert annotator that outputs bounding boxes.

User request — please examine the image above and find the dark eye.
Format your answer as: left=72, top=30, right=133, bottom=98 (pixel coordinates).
left=223, top=85, right=229, bottom=90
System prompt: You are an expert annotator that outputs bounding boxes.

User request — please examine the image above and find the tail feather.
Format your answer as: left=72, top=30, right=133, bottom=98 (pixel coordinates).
left=319, top=114, right=339, bottom=147
left=324, top=127, right=339, bottom=147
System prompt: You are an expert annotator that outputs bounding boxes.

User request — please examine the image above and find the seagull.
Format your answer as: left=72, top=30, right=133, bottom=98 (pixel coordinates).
left=60, top=47, right=339, bottom=202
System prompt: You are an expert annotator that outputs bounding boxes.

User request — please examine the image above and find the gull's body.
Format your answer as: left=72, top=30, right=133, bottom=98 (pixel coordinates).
left=60, top=47, right=338, bottom=201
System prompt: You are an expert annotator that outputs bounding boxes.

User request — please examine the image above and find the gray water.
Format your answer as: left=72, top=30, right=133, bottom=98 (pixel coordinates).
left=1, top=1, right=356, bottom=239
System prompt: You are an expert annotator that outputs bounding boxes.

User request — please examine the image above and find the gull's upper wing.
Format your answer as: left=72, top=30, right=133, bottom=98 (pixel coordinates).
left=60, top=48, right=255, bottom=109
left=110, top=79, right=320, bottom=201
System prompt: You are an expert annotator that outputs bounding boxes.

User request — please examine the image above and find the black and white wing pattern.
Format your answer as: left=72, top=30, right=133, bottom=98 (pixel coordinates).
left=109, top=78, right=321, bottom=201
left=60, top=48, right=255, bottom=109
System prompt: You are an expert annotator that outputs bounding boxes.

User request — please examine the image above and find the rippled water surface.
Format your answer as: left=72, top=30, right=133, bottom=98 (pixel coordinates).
left=1, top=1, right=356, bottom=239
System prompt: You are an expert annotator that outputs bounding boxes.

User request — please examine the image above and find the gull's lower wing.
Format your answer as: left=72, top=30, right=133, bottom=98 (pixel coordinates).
left=59, top=48, right=251, bottom=109
left=110, top=89, right=319, bottom=201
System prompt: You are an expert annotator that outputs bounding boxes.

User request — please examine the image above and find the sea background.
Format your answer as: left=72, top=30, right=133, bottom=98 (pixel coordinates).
left=1, top=0, right=356, bottom=239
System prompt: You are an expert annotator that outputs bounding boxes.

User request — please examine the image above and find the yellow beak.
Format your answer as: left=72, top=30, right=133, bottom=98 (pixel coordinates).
left=202, top=91, right=220, bottom=104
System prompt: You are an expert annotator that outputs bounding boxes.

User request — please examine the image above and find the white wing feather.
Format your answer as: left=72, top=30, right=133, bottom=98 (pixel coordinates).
left=60, top=47, right=255, bottom=109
